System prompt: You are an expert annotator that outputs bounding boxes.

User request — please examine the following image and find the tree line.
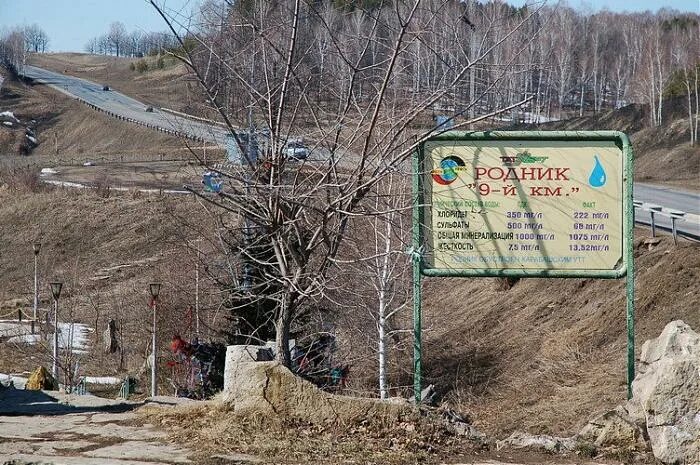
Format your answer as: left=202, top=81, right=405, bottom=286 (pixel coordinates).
left=84, top=22, right=179, bottom=57
left=190, top=1, right=698, bottom=130
left=0, top=24, right=49, bottom=74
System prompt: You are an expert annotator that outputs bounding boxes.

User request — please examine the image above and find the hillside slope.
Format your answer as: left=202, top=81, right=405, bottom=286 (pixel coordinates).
left=512, top=102, right=699, bottom=190
left=0, top=72, right=186, bottom=161
left=420, top=232, right=699, bottom=435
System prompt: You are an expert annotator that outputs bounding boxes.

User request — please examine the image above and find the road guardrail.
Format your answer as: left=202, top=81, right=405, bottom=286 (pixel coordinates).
left=634, top=201, right=698, bottom=243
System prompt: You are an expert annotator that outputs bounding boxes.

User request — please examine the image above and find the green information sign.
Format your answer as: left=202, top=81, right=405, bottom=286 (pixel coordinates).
left=411, top=131, right=635, bottom=402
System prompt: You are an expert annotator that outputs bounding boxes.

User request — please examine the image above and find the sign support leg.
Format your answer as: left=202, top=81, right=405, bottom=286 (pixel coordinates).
left=412, top=147, right=422, bottom=404
left=626, top=146, right=635, bottom=400
left=413, top=253, right=422, bottom=404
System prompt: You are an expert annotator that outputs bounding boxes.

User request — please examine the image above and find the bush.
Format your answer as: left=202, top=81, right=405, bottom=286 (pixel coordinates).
left=0, top=166, right=42, bottom=192
left=135, top=59, right=148, bottom=73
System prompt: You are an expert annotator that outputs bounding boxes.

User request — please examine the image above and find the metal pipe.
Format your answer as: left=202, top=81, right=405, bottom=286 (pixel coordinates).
left=33, top=253, right=38, bottom=324
left=52, top=299, right=58, bottom=380
left=151, top=299, right=157, bottom=397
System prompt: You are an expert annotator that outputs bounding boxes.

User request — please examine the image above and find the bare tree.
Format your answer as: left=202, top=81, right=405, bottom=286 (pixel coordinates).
left=0, top=28, right=27, bottom=74
left=24, top=24, right=49, bottom=53
left=107, top=22, right=128, bottom=57
left=149, top=0, right=537, bottom=368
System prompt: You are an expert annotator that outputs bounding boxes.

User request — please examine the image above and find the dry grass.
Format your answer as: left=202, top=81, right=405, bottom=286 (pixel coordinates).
left=420, top=233, right=699, bottom=437
left=0, top=72, right=187, bottom=162
left=141, top=401, right=479, bottom=465
left=0, top=186, right=217, bottom=387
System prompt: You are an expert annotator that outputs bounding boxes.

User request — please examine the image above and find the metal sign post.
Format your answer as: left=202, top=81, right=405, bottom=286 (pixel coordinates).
left=412, top=131, right=635, bottom=402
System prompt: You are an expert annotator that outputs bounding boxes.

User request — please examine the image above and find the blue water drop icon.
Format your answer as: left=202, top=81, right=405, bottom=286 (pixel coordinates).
left=589, top=155, right=606, bottom=188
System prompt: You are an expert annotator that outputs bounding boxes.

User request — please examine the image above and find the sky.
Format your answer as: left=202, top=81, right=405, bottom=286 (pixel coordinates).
left=0, top=0, right=698, bottom=52
left=0, top=0, right=201, bottom=52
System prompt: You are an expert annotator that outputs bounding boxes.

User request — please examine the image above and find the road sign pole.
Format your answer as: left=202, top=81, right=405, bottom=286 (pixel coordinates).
left=412, top=146, right=422, bottom=404
left=625, top=141, right=635, bottom=400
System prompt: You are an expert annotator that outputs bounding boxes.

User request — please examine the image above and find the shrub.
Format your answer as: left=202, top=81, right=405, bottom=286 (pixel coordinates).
left=135, top=59, right=148, bottom=73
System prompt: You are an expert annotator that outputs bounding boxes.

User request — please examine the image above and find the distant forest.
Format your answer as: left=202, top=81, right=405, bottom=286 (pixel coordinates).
left=13, top=0, right=698, bottom=133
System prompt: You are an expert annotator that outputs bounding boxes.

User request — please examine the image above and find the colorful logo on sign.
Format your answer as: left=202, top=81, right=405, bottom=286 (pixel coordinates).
left=432, top=156, right=465, bottom=185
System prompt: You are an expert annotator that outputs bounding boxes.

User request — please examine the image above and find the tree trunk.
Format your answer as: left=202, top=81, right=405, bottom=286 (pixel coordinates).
left=275, top=294, right=294, bottom=368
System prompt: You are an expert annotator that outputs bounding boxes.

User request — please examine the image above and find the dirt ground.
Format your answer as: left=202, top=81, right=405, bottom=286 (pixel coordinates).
left=42, top=160, right=203, bottom=191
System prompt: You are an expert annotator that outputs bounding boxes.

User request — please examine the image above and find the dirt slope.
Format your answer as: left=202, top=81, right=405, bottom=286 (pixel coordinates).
left=0, top=187, right=216, bottom=387
left=420, top=233, right=699, bottom=436
left=511, top=102, right=700, bottom=191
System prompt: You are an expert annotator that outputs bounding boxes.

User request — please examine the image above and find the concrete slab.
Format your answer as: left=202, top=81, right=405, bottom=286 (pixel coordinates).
left=69, top=422, right=167, bottom=440
left=83, top=440, right=192, bottom=463
left=90, top=412, right=139, bottom=423
left=0, top=453, right=176, bottom=465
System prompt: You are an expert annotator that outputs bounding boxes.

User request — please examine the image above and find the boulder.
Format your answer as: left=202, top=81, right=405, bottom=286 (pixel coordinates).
left=578, top=403, right=646, bottom=450
left=579, top=320, right=700, bottom=464
left=221, top=354, right=415, bottom=425
left=632, top=320, right=700, bottom=464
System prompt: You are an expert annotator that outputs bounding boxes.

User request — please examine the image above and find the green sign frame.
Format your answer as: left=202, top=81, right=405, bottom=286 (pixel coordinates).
left=412, top=131, right=635, bottom=403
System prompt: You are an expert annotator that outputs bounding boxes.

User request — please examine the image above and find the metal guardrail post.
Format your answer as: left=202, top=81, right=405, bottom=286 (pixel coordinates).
left=668, top=210, right=686, bottom=245
left=646, top=204, right=663, bottom=237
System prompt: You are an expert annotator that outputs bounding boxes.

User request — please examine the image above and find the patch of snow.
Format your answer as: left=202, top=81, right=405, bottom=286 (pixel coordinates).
left=83, top=376, right=122, bottom=385
left=0, top=373, right=28, bottom=389
left=26, top=135, right=38, bottom=144
left=0, top=320, right=92, bottom=354
left=0, top=111, right=19, bottom=122
left=40, top=168, right=58, bottom=175
left=56, top=322, right=92, bottom=354
left=82, top=161, right=95, bottom=166
left=43, top=180, right=87, bottom=188
left=6, top=334, right=41, bottom=344
left=0, top=321, right=32, bottom=339
left=2, top=121, right=12, bottom=127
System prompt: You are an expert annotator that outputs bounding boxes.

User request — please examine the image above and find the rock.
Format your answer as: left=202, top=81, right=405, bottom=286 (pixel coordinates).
left=496, top=431, right=575, bottom=453
left=24, top=366, right=57, bottom=391
left=222, top=345, right=271, bottom=392
left=578, top=403, right=646, bottom=449
left=637, top=320, right=700, bottom=375
left=221, top=355, right=415, bottom=425
left=632, top=320, right=700, bottom=465
left=579, top=320, right=700, bottom=464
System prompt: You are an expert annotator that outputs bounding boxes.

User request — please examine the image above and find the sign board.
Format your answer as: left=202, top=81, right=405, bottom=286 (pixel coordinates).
left=418, top=131, right=632, bottom=278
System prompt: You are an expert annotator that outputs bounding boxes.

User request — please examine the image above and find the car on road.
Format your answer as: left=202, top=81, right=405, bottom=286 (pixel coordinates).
left=102, top=84, right=110, bottom=91
left=284, top=140, right=309, bottom=160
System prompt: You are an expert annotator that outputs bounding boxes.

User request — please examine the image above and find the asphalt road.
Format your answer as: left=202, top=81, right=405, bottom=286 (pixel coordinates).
left=21, top=65, right=700, bottom=238
left=22, top=65, right=230, bottom=146
left=634, top=183, right=700, bottom=239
